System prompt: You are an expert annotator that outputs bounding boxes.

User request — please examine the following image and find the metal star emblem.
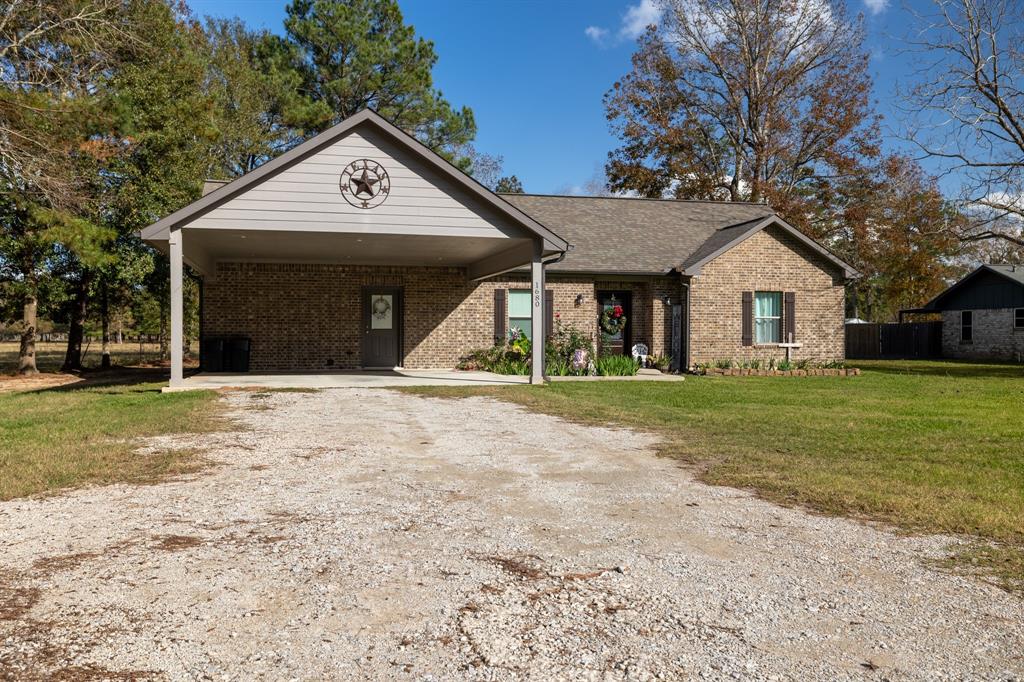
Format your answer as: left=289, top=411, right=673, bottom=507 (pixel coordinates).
left=350, top=169, right=378, bottom=197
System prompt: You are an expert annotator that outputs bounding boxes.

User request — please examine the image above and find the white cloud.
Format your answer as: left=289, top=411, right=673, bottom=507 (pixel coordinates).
left=584, top=25, right=610, bottom=44
left=863, top=0, right=889, bottom=15
left=585, top=0, right=664, bottom=49
left=619, top=0, right=663, bottom=39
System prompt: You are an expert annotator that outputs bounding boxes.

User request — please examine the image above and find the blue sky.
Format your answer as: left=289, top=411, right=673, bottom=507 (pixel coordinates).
left=190, top=0, right=937, bottom=194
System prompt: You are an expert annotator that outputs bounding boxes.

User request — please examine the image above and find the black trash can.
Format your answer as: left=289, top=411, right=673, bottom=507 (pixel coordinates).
left=226, top=336, right=251, bottom=372
left=200, top=337, right=225, bottom=372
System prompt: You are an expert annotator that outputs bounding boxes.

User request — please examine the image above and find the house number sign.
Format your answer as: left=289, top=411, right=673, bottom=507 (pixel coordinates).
left=340, top=159, right=391, bottom=209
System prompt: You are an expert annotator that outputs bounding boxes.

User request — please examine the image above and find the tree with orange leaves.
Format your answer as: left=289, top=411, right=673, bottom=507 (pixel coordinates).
left=604, top=0, right=962, bottom=320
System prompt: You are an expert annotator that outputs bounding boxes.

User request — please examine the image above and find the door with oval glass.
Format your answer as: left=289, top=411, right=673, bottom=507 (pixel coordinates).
left=597, top=290, right=632, bottom=356
left=362, top=287, right=402, bottom=368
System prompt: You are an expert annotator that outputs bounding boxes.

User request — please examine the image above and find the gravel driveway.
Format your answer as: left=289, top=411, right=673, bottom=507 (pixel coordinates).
left=1, top=389, right=1022, bottom=680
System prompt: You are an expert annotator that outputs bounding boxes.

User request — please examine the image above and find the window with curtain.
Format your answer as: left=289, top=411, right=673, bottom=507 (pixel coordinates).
left=754, top=292, right=782, bottom=344
left=508, top=290, right=532, bottom=340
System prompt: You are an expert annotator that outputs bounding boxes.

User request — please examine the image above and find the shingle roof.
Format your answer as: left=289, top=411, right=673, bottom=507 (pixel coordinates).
left=676, top=217, right=767, bottom=272
left=500, top=194, right=775, bottom=274
left=988, top=264, right=1024, bottom=286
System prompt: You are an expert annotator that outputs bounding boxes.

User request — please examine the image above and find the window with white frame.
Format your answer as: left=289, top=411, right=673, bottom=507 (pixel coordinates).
left=754, top=292, right=782, bottom=344
left=1015, top=308, right=1024, bottom=329
left=508, top=290, right=532, bottom=340
left=961, top=310, right=973, bottom=343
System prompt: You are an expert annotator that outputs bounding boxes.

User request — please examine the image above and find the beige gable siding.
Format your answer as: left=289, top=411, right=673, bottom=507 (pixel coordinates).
left=689, top=226, right=846, bottom=365
left=187, top=126, right=526, bottom=239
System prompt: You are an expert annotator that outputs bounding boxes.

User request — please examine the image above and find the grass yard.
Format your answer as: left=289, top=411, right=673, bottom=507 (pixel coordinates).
left=406, top=359, right=1024, bottom=592
left=0, top=373, right=221, bottom=500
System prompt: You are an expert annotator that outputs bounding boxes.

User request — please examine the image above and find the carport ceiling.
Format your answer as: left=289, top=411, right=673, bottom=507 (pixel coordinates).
left=182, top=228, right=525, bottom=268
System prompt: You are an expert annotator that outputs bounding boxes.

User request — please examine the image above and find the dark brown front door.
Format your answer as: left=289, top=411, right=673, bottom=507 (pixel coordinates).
left=362, top=287, right=402, bottom=368
left=597, top=290, right=632, bottom=356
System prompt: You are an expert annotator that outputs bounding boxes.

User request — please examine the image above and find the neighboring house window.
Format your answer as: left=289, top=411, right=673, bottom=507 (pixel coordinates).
left=754, top=292, right=783, bottom=344
left=961, top=310, right=973, bottom=343
left=508, top=290, right=532, bottom=340
left=1016, top=308, right=1024, bottom=329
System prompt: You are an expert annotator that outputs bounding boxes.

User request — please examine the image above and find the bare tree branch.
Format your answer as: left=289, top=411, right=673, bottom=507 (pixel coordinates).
left=900, top=0, right=1024, bottom=248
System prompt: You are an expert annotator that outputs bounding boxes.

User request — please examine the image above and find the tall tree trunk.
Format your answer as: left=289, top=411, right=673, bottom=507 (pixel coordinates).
left=61, top=273, right=91, bottom=373
left=18, top=289, right=39, bottom=375
left=100, top=282, right=111, bottom=369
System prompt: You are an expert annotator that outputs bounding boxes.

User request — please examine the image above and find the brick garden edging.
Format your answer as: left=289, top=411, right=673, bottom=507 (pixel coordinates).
left=698, top=367, right=861, bottom=377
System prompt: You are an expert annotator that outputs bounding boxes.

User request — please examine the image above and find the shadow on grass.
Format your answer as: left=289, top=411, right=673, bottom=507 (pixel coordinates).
left=855, top=359, right=1024, bottom=379
left=26, top=366, right=203, bottom=395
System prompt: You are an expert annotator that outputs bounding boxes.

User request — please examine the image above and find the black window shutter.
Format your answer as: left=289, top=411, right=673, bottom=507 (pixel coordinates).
left=545, top=289, right=554, bottom=338
left=784, top=292, right=796, bottom=343
left=494, top=289, right=506, bottom=343
left=741, top=291, right=753, bottom=346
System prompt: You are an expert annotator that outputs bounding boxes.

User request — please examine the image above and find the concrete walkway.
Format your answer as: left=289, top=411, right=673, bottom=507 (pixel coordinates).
left=167, top=368, right=687, bottom=391
left=171, top=369, right=530, bottom=390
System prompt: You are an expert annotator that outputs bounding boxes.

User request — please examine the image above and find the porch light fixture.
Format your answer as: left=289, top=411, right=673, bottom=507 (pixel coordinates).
left=661, top=295, right=672, bottom=306
left=575, top=294, right=585, bottom=307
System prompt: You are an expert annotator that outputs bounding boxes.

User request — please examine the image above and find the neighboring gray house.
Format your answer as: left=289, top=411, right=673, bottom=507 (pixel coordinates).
left=917, top=265, right=1024, bottom=361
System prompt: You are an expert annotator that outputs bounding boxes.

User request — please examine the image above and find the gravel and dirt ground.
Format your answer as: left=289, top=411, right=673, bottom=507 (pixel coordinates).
left=1, top=389, right=1022, bottom=680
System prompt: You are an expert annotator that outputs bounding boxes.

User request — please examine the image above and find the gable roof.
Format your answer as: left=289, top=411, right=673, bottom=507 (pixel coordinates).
left=139, top=109, right=569, bottom=251
left=501, top=194, right=857, bottom=278
left=921, top=264, right=1024, bottom=310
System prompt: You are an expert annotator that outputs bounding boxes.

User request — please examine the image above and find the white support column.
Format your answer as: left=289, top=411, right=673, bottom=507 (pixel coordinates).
left=530, top=239, right=546, bottom=385
left=169, top=229, right=184, bottom=388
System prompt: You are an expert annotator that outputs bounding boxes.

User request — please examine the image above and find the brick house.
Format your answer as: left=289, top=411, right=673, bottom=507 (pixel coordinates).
left=141, top=109, right=856, bottom=387
left=914, top=265, right=1024, bottom=361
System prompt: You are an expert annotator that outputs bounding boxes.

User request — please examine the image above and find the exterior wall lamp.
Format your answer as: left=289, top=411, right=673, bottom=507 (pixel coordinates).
left=575, top=294, right=585, bottom=307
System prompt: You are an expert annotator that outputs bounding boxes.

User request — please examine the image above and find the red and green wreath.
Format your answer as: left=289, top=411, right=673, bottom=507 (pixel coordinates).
left=600, top=304, right=627, bottom=335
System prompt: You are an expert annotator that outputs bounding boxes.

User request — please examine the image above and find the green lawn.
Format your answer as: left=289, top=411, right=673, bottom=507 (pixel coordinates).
left=0, top=372, right=221, bottom=500
left=406, top=359, right=1024, bottom=592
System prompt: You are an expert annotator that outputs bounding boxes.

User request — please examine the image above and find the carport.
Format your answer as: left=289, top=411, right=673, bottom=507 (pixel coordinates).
left=139, top=109, right=568, bottom=388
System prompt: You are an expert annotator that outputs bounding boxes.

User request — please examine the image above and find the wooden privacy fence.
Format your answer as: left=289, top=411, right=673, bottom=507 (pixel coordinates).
left=845, top=322, right=943, bottom=359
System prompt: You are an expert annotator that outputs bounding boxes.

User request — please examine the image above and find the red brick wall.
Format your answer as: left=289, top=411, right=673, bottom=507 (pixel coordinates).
left=688, top=226, right=846, bottom=366
left=202, top=263, right=681, bottom=370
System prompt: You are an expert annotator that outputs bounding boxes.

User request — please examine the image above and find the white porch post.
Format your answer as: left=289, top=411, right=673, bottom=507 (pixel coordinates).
left=530, top=239, right=545, bottom=385
left=169, top=228, right=184, bottom=387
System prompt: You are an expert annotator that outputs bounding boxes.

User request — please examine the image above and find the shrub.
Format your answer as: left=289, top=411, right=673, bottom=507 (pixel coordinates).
left=648, top=354, right=671, bottom=371
left=545, top=320, right=594, bottom=376
left=548, top=358, right=572, bottom=376
left=595, top=354, right=640, bottom=376
left=493, top=357, right=529, bottom=375
left=459, top=321, right=596, bottom=377
left=457, top=345, right=504, bottom=371
left=715, top=358, right=734, bottom=369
